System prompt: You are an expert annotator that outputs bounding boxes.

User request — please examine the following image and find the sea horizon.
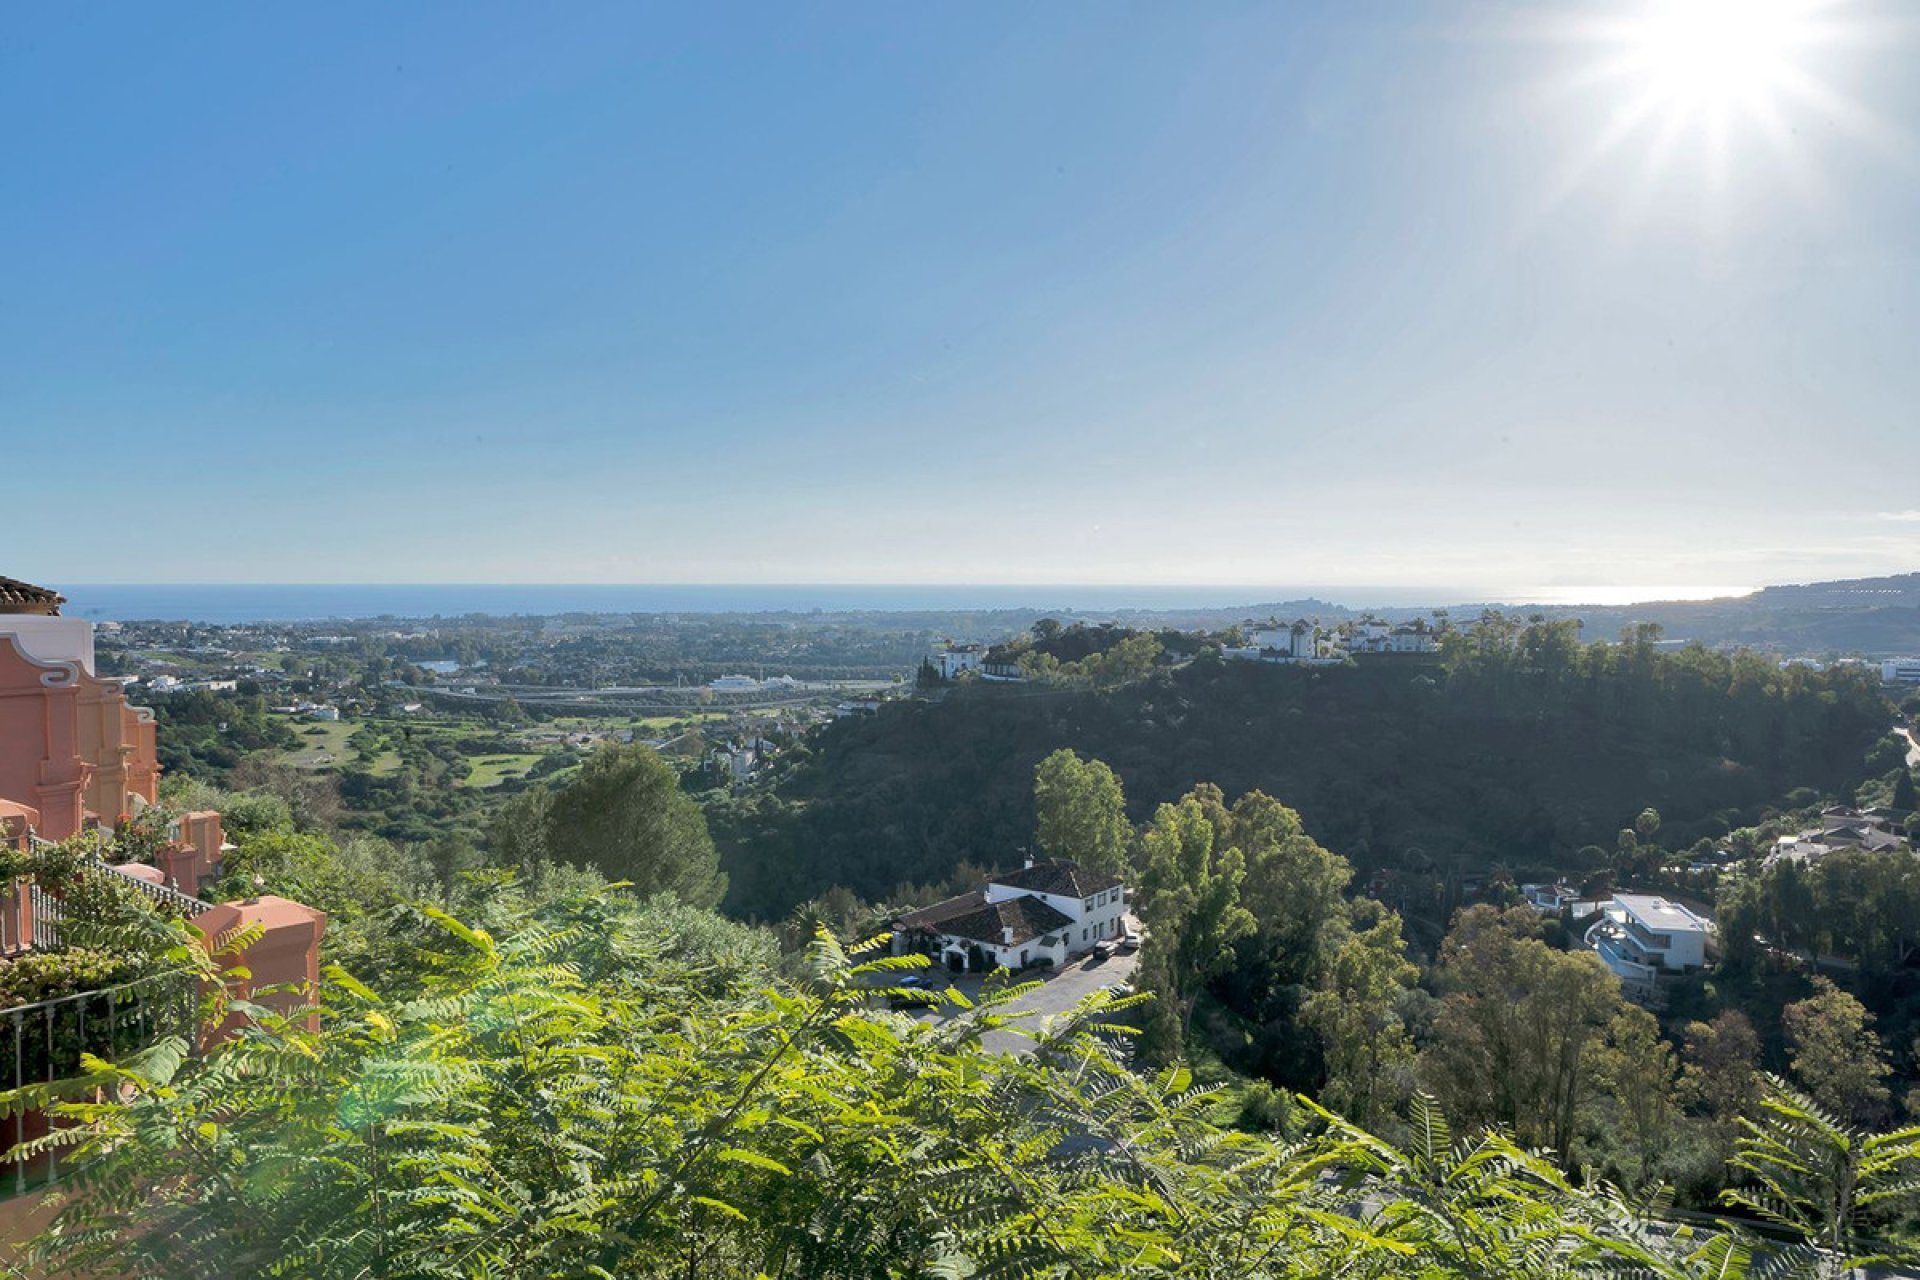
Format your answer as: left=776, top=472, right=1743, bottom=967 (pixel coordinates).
left=51, top=582, right=1759, bottom=626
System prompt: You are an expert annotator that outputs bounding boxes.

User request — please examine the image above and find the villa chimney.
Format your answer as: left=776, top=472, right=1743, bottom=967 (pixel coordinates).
left=1002, top=926, right=1014, bottom=945
left=1023, top=854, right=1034, bottom=870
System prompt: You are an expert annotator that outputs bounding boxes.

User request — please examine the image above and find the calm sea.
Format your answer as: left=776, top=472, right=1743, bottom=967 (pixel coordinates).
left=57, top=583, right=1493, bottom=625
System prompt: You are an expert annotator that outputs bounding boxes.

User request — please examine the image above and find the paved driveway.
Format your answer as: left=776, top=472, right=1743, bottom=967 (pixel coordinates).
left=911, top=946, right=1141, bottom=1057
left=981, top=948, right=1140, bottom=1056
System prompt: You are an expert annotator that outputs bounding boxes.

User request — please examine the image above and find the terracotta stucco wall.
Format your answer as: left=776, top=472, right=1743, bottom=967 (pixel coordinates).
left=0, top=639, right=87, bottom=840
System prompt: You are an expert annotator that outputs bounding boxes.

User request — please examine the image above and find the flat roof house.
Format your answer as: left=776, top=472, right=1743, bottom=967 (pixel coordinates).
left=1587, top=893, right=1710, bottom=997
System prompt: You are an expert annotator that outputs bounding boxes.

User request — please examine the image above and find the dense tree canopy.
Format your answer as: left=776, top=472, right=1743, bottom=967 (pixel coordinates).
left=546, top=743, right=727, bottom=908
left=1030, top=748, right=1131, bottom=877
left=713, top=629, right=1889, bottom=922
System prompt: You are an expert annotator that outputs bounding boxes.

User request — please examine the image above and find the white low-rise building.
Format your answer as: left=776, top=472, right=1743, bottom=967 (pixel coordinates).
left=936, top=645, right=985, bottom=680
left=1520, top=882, right=1579, bottom=915
left=1387, top=625, right=1438, bottom=654
left=893, top=859, right=1128, bottom=973
left=1883, top=658, right=1920, bottom=685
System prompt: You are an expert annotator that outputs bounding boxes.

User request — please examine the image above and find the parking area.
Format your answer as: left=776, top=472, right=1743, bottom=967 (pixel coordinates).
left=908, top=943, right=1141, bottom=1057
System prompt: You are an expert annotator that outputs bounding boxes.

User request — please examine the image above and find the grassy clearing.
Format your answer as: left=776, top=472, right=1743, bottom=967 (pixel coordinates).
left=465, top=753, right=546, bottom=789
left=280, top=719, right=359, bottom=769
left=273, top=709, right=697, bottom=789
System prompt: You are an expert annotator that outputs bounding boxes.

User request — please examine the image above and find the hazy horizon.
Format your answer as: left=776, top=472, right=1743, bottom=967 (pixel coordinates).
left=41, top=579, right=1792, bottom=627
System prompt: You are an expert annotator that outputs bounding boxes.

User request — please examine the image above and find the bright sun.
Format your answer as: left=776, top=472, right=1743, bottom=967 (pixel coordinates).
left=1620, top=0, right=1812, bottom=112
left=1540, top=0, right=1893, bottom=212
left=1626, top=0, right=1811, bottom=110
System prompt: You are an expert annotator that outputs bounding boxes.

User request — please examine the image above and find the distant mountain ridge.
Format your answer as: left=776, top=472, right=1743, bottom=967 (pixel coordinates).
left=1086, top=572, right=1920, bottom=658
left=1742, top=572, right=1920, bottom=608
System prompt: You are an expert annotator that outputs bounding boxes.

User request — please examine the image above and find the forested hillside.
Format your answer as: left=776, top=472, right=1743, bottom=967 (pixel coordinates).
left=714, top=623, right=1890, bottom=920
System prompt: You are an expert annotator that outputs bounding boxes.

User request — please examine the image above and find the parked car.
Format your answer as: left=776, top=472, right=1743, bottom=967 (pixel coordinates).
left=1117, top=930, right=1141, bottom=953
left=1092, top=939, right=1117, bottom=959
left=887, top=973, right=932, bottom=1010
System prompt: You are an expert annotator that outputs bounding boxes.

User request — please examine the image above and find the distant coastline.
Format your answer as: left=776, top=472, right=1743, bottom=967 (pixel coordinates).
left=56, top=582, right=1755, bottom=626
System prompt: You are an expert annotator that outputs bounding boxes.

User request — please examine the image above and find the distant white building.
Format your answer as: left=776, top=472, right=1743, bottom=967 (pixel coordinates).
left=1250, top=621, right=1321, bottom=660
left=308, top=705, right=341, bottom=722
left=710, top=675, right=759, bottom=691
left=936, top=644, right=985, bottom=680
left=1883, top=658, right=1920, bottom=685
left=1520, top=882, right=1579, bottom=915
left=1346, top=621, right=1392, bottom=654
left=1387, top=624, right=1438, bottom=654
left=1587, top=894, right=1710, bottom=995
left=1225, top=620, right=1342, bottom=665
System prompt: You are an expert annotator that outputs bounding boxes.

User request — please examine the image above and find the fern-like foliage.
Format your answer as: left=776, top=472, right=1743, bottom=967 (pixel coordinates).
left=4, top=908, right=1914, bottom=1279
left=1721, top=1074, right=1920, bottom=1279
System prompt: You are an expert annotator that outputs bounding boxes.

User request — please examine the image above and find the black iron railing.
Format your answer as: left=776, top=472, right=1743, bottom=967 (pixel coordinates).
left=0, top=968, right=198, bottom=1194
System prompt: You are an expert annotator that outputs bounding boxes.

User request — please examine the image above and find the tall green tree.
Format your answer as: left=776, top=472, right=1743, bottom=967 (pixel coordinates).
left=1134, top=792, right=1257, bottom=1060
left=1783, top=978, right=1892, bottom=1128
left=1031, top=749, right=1132, bottom=877
left=1682, top=1009, right=1762, bottom=1126
left=544, top=743, right=727, bottom=908
left=1594, top=1006, right=1683, bottom=1190
left=1420, top=905, right=1625, bottom=1159
left=1892, top=766, right=1918, bottom=813
left=1300, top=898, right=1418, bottom=1130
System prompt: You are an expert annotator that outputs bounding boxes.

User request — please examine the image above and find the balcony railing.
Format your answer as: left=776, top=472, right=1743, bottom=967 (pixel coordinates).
left=1595, top=933, right=1660, bottom=983
left=6, top=838, right=213, bottom=956
left=0, top=968, right=198, bottom=1195
left=107, top=870, right=214, bottom=919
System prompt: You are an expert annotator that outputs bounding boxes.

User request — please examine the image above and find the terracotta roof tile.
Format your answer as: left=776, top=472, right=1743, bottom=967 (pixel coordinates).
left=987, top=860, right=1123, bottom=899
left=0, top=577, right=63, bottom=616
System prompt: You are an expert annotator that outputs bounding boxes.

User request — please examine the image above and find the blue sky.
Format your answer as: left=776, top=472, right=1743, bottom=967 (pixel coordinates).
left=4, top=1, right=1916, bottom=594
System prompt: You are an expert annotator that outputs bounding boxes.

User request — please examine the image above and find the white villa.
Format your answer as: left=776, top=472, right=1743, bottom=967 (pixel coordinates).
left=935, top=644, right=985, bottom=680
left=1225, top=616, right=1440, bottom=663
left=893, top=859, right=1128, bottom=973
left=1586, top=893, right=1710, bottom=998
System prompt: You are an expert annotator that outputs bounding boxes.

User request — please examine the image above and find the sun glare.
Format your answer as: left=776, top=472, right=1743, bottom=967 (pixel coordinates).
left=1627, top=0, right=1809, bottom=109
left=1535, top=0, right=1897, bottom=217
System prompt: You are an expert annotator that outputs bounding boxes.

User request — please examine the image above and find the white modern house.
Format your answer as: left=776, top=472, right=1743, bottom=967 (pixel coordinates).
left=1520, top=882, right=1580, bottom=915
left=893, top=859, right=1128, bottom=973
left=1586, top=894, right=1710, bottom=996
left=1883, top=658, right=1920, bottom=685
